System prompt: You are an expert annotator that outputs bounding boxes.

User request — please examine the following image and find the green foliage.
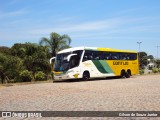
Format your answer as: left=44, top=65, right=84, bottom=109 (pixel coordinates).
left=148, top=55, right=154, bottom=60
left=156, top=59, right=160, bottom=68
left=35, top=71, right=46, bottom=81
left=152, top=68, right=159, bottom=73
left=0, top=32, right=72, bottom=83
left=19, top=70, right=33, bottom=82
left=1, top=43, right=52, bottom=83
left=0, top=53, right=7, bottom=83
left=11, top=43, right=51, bottom=74
left=0, top=53, right=23, bottom=83
left=138, top=52, right=147, bottom=69
left=0, top=46, right=11, bottom=54
left=139, top=70, right=144, bottom=75
left=138, top=52, right=155, bottom=69
left=11, top=43, right=26, bottom=58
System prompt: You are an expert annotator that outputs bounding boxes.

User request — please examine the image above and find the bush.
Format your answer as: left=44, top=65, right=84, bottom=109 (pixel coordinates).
left=139, top=70, right=144, bottom=75
left=35, top=71, right=46, bottom=81
left=152, top=68, right=159, bottom=73
left=19, top=70, right=33, bottom=82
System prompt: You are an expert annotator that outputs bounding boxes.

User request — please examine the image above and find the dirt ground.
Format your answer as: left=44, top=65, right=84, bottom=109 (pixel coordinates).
left=0, top=74, right=160, bottom=120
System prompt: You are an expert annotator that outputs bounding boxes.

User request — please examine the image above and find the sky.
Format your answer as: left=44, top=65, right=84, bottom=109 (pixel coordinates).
left=0, top=0, right=160, bottom=58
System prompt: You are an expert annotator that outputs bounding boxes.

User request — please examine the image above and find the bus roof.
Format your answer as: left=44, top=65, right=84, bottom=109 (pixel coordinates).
left=58, top=46, right=137, bottom=54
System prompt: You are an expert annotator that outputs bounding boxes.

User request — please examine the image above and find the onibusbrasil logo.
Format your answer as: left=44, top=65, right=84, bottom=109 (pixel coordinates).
left=1, top=112, right=42, bottom=118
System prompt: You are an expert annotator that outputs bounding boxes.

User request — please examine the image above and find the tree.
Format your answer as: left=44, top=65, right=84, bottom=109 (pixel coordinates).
left=39, top=32, right=71, bottom=56
left=10, top=43, right=51, bottom=81
left=156, top=59, right=160, bottom=68
left=138, top=52, right=148, bottom=68
left=138, top=52, right=155, bottom=69
left=0, top=53, right=23, bottom=83
left=0, top=46, right=11, bottom=55
left=0, top=54, right=7, bottom=83
left=30, top=45, right=51, bottom=75
left=148, top=55, right=154, bottom=60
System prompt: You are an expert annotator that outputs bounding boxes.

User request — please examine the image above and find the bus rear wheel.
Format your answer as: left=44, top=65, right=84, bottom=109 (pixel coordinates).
left=125, top=71, right=131, bottom=78
left=121, top=70, right=126, bottom=78
left=83, top=71, right=90, bottom=81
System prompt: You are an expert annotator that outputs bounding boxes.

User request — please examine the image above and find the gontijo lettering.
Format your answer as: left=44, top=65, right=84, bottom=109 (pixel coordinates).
left=113, top=61, right=129, bottom=65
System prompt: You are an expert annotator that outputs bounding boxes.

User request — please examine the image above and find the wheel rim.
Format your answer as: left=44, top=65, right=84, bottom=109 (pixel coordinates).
left=83, top=73, right=89, bottom=80
left=125, top=72, right=130, bottom=78
left=121, top=71, right=125, bottom=78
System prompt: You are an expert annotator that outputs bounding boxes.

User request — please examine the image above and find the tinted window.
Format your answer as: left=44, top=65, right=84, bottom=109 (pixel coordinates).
left=70, top=50, right=83, bottom=68
left=119, top=53, right=137, bottom=60
left=128, top=53, right=137, bottom=60
left=119, top=53, right=129, bottom=60
left=92, top=51, right=104, bottom=60
left=83, top=50, right=93, bottom=61
left=110, top=52, right=119, bottom=60
left=82, top=50, right=137, bottom=61
left=69, top=55, right=80, bottom=68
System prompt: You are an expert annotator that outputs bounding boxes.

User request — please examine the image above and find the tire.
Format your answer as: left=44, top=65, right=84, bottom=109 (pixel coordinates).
left=121, top=70, right=126, bottom=78
left=125, top=72, right=130, bottom=78
left=83, top=71, right=90, bottom=81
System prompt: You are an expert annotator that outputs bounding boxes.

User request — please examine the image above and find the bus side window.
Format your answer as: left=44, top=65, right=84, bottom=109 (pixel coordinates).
left=103, top=52, right=110, bottom=60
left=120, top=53, right=128, bottom=60
left=99, top=52, right=104, bottom=60
left=82, top=50, right=92, bottom=62
left=126, top=53, right=130, bottom=60
left=70, top=56, right=78, bottom=68
left=125, top=54, right=129, bottom=60
left=111, top=52, right=119, bottom=60
left=95, top=56, right=100, bottom=60
left=92, top=51, right=96, bottom=60
left=88, top=55, right=93, bottom=60
left=83, top=56, right=88, bottom=62
left=93, top=51, right=104, bottom=60
left=129, top=53, right=137, bottom=60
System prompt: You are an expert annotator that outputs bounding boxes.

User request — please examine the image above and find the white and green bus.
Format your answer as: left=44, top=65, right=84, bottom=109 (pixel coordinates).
left=50, top=47, right=139, bottom=81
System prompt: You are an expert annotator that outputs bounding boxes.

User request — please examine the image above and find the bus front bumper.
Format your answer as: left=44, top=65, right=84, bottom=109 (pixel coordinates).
left=54, top=74, right=71, bottom=81
left=53, top=70, right=80, bottom=81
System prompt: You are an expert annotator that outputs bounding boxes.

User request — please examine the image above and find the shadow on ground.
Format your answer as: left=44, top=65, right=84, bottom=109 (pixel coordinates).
left=53, top=76, right=128, bottom=83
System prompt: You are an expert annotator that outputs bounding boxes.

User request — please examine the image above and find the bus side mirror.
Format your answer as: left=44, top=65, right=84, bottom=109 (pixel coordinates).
left=67, top=54, right=77, bottom=62
left=50, top=57, right=55, bottom=64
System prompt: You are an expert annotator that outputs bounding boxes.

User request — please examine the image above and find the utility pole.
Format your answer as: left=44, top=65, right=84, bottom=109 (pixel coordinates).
left=137, top=42, right=142, bottom=52
left=156, top=45, right=160, bottom=59
left=137, top=42, right=142, bottom=69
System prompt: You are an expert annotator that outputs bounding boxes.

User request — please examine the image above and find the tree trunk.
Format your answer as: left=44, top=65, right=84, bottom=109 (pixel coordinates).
left=0, top=74, right=5, bottom=84
left=52, top=49, right=56, bottom=57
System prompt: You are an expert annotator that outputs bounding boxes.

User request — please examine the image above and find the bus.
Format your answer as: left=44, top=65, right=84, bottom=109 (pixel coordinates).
left=50, top=47, right=139, bottom=81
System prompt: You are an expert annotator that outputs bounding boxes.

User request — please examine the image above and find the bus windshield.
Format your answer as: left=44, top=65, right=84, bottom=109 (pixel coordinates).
left=54, top=50, right=83, bottom=72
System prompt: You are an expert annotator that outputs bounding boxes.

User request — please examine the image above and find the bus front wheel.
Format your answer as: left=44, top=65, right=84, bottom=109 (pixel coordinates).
left=83, top=71, right=90, bottom=81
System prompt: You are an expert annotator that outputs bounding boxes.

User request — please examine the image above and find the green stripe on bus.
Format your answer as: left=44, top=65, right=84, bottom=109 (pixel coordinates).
left=99, top=60, right=113, bottom=73
left=92, top=60, right=108, bottom=73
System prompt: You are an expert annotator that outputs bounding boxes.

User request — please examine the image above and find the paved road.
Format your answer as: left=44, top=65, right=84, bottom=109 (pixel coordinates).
left=0, top=75, right=160, bottom=120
